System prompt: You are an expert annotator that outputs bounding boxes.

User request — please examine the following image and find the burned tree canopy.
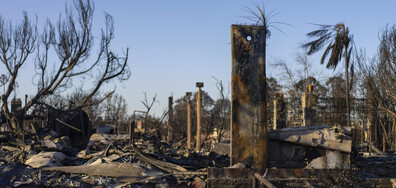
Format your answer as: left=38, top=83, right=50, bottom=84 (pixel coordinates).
left=0, top=0, right=130, bottom=132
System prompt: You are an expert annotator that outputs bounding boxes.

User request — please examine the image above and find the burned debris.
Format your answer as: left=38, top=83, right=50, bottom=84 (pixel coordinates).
left=0, top=116, right=230, bottom=187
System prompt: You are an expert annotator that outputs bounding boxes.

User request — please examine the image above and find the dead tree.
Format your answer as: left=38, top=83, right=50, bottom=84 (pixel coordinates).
left=355, top=27, right=396, bottom=151
left=0, top=0, right=130, bottom=133
left=212, top=77, right=230, bottom=142
left=141, top=92, right=157, bottom=134
left=378, top=25, right=396, bottom=118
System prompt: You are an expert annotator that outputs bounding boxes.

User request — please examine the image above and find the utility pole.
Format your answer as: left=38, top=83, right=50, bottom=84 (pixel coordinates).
left=196, top=82, right=204, bottom=152
left=186, top=92, right=192, bottom=150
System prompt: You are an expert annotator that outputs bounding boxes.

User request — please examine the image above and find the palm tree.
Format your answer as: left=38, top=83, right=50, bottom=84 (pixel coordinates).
left=244, top=3, right=289, bottom=39
left=303, top=23, right=353, bottom=127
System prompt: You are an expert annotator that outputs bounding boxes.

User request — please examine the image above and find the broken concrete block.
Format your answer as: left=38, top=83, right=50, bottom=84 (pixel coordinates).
left=305, top=150, right=348, bottom=169
left=89, top=134, right=112, bottom=144
left=54, top=136, right=71, bottom=146
left=211, top=142, right=230, bottom=156
left=305, top=155, right=327, bottom=169
left=228, top=162, right=246, bottom=169
left=269, top=125, right=352, bottom=153
left=25, top=152, right=66, bottom=168
left=89, top=158, right=103, bottom=166
left=326, top=150, right=348, bottom=169
left=41, top=140, right=58, bottom=149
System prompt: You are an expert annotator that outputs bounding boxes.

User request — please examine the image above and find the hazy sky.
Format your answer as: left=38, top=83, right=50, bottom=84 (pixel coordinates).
left=0, top=0, right=395, bottom=116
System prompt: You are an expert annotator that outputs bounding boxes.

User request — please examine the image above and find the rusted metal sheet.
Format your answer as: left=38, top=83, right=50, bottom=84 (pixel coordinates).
left=231, top=25, right=267, bottom=168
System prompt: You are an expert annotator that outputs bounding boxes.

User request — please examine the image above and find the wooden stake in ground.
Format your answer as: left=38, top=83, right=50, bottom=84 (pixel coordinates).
left=196, top=82, right=204, bottom=152
left=186, top=92, right=192, bottom=150
left=167, top=96, right=173, bottom=142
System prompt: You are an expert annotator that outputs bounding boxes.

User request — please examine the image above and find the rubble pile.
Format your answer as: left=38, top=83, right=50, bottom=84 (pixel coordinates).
left=1, top=118, right=395, bottom=188
left=0, top=126, right=230, bottom=187
left=355, top=154, right=396, bottom=177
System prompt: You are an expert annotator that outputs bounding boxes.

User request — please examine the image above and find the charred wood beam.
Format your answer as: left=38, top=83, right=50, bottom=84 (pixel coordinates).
left=254, top=172, right=276, bottom=188
left=55, top=118, right=81, bottom=132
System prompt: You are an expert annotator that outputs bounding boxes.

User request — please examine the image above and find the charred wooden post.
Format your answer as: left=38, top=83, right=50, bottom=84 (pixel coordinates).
left=79, top=109, right=86, bottom=144
left=383, top=136, right=386, bottom=152
left=0, top=96, right=2, bottom=132
left=273, top=93, right=286, bottom=130
left=302, top=85, right=317, bottom=127
left=167, top=96, right=173, bottom=142
left=196, top=82, right=204, bottom=152
left=231, top=25, right=267, bottom=168
left=11, top=98, right=22, bottom=130
left=129, top=121, right=135, bottom=145
left=186, top=92, right=192, bottom=150
left=302, top=93, right=310, bottom=127
left=367, top=96, right=377, bottom=153
left=22, top=94, right=28, bottom=142
left=394, top=120, right=396, bottom=151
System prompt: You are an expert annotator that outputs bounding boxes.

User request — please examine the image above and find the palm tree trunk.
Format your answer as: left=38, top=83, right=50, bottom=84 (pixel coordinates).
left=345, top=45, right=351, bottom=127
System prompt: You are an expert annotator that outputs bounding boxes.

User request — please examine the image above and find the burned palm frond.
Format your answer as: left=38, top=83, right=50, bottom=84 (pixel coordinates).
left=303, top=23, right=354, bottom=70
left=242, top=1, right=291, bottom=38
left=303, top=33, right=332, bottom=55
left=305, top=24, right=332, bottom=37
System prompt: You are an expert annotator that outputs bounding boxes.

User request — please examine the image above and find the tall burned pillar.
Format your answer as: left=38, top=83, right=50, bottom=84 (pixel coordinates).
left=167, top=96, right=173, bottom=142
left=273, top=93, right=286, bottom=130
left=302, top=85, right=317, bottom=127
left=231, top=25, right=267, bottom=168
left=196, top=82, right=204, bottom=152
left=186, top=92, right=192, bottom=150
